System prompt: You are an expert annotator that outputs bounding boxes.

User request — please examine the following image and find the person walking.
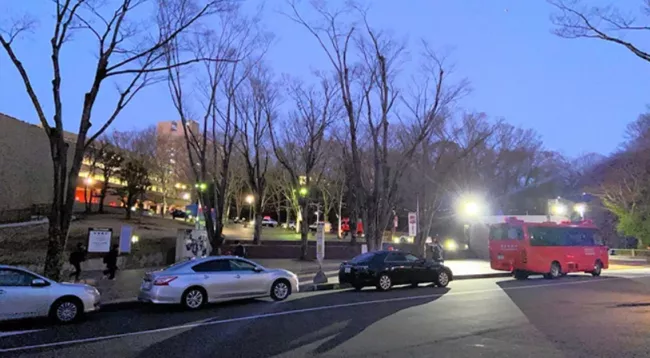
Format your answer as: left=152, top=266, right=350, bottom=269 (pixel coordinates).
left=233, top=240, right=247, bottom=258
left=68, top=243, right=87, bottom=282
left=430, top=237, right=444, bottom=264
left=102, top=244, right=119, bottom=280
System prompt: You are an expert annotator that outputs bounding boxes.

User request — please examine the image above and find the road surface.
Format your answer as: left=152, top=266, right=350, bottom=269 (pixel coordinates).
left=3, top=269, right=650, bottom=357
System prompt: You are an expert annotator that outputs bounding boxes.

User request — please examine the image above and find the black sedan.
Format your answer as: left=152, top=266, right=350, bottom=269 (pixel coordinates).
left=338, top=251, right=453, bottom=291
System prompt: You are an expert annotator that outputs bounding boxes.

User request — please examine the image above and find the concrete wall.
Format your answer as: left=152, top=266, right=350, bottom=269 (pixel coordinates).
left=468, top=215, right=570, bottom=260
left=0, top=114, right=76, bottom=222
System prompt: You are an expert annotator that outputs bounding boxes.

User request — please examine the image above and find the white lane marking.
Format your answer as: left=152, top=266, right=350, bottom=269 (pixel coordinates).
left=3, top=274, right=649, bottom=353
left=0, top=329, right=45, bottom=338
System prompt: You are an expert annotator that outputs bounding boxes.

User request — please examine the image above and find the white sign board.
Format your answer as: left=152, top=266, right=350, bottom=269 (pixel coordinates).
left=119, top=225, right=133, bottom=253
left=408, top=212, right=417, bottom=237
left=316, top=222, right=325, bottom=263
left=88, top=228, right=112, bottom=253
left=176, top=229, right=212, bottom=261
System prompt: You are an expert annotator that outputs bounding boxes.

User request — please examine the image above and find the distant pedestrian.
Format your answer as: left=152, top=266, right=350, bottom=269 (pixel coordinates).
left=430, top=238, right=444, bottom=263
left=103, top=244, right=119, bottom=280
left=233, top=241, right=247, bottom=258
left=68, top=243, right=86, bottom=282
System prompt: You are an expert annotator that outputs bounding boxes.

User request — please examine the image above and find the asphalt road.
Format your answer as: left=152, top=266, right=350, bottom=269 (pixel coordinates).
left=4, top=269, right=650, bottom=357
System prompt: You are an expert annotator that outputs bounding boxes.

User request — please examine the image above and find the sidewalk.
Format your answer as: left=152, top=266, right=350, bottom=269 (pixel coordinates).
left=73, top=259, right=343, bottom=304
left=299, top=259, right=510, bottom=292
left=76, top=259, right=514, bottom=305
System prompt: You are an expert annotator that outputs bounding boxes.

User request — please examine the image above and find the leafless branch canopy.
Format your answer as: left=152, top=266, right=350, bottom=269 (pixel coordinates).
left=549, top=0, right=650, bottom=62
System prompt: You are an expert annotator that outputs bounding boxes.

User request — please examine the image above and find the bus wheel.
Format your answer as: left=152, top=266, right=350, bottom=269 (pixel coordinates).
left=544, top=262, right=561, bottom=279
left=514, top=270, right=529, bottom=280
left=592, top=261, right=602, bottom=277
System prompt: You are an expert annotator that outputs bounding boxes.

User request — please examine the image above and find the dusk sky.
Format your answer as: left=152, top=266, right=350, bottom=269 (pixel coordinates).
left=1, top=0, right=647, bottom=158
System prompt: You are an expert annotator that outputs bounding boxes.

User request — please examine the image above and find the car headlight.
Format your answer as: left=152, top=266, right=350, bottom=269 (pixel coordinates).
left=85, top=286, right=100, bottom=296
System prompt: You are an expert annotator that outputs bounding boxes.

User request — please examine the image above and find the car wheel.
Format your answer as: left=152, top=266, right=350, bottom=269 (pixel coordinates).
left=376, top=273, right=392, bottom=291
left=271, top=279, right=291, bottom=301
left=182, top=287, right=206, bottom=310
left=434, top=270, right=450, bottom=288
left=544, top=261, right=562, bottom=279
left=50, top=297, right=82, bottom=324
left=513, top=270, right=529, bottom=280
left=592, top=260, right=603, bottom=277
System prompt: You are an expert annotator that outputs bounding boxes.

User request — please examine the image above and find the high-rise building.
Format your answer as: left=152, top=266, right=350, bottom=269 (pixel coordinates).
left=156, top=120, right=199, bottom=137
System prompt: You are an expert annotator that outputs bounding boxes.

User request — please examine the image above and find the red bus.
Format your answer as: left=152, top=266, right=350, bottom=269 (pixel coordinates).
left=489, top=217, right=608, bottom=280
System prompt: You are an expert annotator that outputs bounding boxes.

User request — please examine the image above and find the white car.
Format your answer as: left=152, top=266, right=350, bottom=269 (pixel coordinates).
left=138, top=256, right=299, bottom=310
left=261, top=217, right=278, bottom=227
left=0, top=265, right=101, bottom=324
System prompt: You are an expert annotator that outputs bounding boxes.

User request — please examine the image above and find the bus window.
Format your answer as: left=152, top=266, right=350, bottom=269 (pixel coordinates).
left=489, top=224, right=523, bottom=240
left=529, top=227, right=562, bottom=246
left=529, top=227, right=599, bottom=247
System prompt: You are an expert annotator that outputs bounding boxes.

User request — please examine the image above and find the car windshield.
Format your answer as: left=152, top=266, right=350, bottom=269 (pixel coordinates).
left=350, top=252, right=376, bottom=264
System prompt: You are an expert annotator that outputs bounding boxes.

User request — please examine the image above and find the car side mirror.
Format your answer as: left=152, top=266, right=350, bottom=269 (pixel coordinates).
left=31, top=278, right=49, bottom=287
left=253, top=267, right=264, bottom=273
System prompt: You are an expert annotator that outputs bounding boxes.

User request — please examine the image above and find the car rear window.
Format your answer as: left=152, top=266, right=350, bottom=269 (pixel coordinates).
left=350, top=252, right=376, bottom=264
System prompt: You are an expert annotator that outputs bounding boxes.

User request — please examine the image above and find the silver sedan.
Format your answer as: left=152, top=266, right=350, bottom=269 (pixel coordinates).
left=138, top=256, right=299, bottom=310
left=0, top=265, right=101, bottom=324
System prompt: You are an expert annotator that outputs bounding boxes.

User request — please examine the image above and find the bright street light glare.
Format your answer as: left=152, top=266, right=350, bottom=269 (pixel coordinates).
left=552, top=203, right=567, bottom=215
left=464, top=202, right=479, bottom=216
left=245, top=195, right=254, bottom=204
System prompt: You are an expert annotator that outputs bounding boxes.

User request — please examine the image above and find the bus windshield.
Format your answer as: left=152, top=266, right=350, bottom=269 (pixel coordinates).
left=528, top=226, right=602, bottom=247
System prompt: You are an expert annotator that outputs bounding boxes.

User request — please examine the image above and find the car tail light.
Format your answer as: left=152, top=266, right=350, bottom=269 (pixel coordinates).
left=153, top=276, right=177, bottom=286
left=521, top=249, right=528, bottom=264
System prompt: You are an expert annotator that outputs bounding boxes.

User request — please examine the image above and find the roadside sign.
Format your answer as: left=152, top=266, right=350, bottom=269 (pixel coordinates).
left=88, top=228, right=112, bottom=252
left=316, top=222, right=325, bottom=263
left=408, top=212, right=417, bottom=237
left=119, top=225, right=133, bottom=253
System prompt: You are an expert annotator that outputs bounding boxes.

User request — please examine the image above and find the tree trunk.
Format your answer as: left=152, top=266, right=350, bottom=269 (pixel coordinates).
left=299, top=198, right=309, bottom=260
left=285, top=206, right=291, bottom=227
left=98, top=177, right=108, bottom=213
left=253, top=211, right=262, bottom=245
left=84, top=184, right=91, bottom=213
left=337, top=193, right=343, bottom=239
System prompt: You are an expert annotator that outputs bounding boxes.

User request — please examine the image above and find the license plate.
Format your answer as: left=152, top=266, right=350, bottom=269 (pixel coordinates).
left=344, top=267, right=351, bottom=273
left=497, top=254, right=504, bottom=260
left=141, top=281, right=152, bottom=290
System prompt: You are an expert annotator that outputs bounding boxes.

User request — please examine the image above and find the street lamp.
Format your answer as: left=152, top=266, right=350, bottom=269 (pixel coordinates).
left=574, top=203, right=586, bottom=219
left=245, top=195, right=254, bottom=221
left=299, top=187, right=308, bottom=197
left=182, top=192, right=191, bottom=200
left=84, top=177, right=94, bottom=185
left=551, top=203, right=567, bottom=216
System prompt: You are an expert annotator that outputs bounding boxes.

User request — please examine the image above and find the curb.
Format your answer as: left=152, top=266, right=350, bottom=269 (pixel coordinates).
left=99, top=272, right=513, bottom=308
left=298, top=272, right=512, bottom=292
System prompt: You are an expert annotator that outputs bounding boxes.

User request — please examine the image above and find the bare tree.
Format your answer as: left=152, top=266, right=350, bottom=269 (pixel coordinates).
left=0, top=0, right=226, bottom=279
left=288, top=3, right=468, bottom=251
left=549, top=0, right=650, bottom=63
left=166, top=7, right=261, bottom=251
left=269, top=76, right=339, bottom=259
left=236, top=64, right=277, bottom=244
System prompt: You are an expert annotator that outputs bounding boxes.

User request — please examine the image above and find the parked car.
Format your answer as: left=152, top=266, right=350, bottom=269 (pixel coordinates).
left=282, top=221, right=296, bottom=230
left=171, top=209, right=187, bottom=219
left=0, top=265, right=101, bottom=324
left=261, top=216, right=278, bottom=228
left=338, top=251, right=453, bottom=291
left=138, top=256, right=299, bottom=310
left=309, top=221, right=325, bottom=232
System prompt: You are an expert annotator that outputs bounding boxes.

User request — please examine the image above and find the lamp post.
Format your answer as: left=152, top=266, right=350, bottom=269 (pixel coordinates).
left=245, top=194, right=254, bottom=222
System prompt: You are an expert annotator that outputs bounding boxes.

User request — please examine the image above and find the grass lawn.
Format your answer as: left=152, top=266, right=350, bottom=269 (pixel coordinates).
left=0, top=213, right=193, bottom=267
left=222, top=224, right=343, bottom=241
left=0, top=214, right=354, bottom=267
